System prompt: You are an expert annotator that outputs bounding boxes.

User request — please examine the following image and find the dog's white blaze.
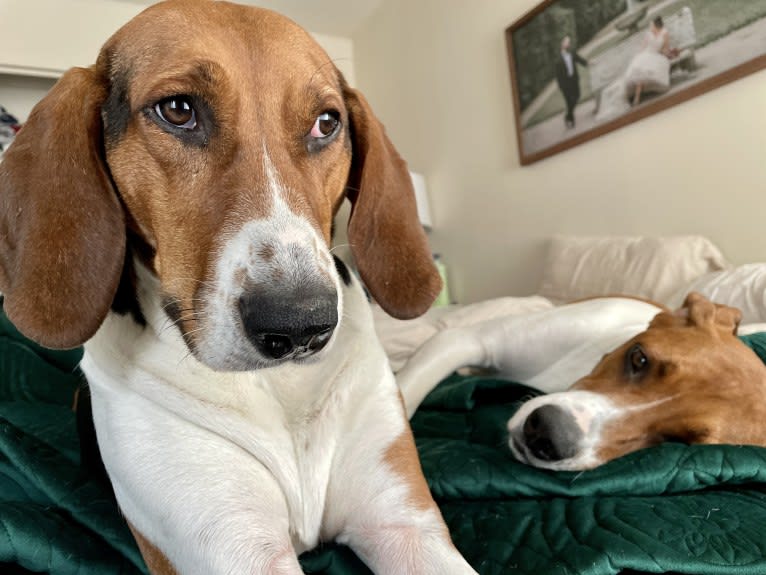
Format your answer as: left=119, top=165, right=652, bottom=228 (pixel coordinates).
left=624, top=394, right=679, bottom=413
left=195, top=150, right=342, bottom=370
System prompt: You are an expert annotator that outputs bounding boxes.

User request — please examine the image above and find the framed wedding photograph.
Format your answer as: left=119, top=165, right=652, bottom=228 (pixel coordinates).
left=506, top=0, right=766, bottom=165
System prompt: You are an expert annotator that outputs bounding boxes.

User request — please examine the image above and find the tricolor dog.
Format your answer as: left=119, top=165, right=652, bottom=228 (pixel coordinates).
left=0, top=1, right=477, bottom=573
left=398, top=293, right=766, bottom=471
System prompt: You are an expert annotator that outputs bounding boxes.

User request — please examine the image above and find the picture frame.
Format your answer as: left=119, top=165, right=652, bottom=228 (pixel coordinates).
left=505, top=0, right=766, bottom=165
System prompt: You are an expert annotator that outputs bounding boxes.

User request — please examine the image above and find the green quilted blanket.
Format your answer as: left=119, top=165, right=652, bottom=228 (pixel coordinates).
left=3, top=304, right=766, bottom=575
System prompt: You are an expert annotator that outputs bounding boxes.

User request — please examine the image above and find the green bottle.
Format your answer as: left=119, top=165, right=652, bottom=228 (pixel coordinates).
left=432, top=255, right=451, bottom=307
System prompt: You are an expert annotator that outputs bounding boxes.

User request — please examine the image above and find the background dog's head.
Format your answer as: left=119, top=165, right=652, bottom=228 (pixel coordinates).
left=0, top=0, right=440, bottom=369
left=508, top=293, right=766, bottom=470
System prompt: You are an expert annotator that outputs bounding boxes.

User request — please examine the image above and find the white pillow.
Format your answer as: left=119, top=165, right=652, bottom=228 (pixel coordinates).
left=538, top=235, right=729, bottom=304
left=669, top=263, right=766, bottom=323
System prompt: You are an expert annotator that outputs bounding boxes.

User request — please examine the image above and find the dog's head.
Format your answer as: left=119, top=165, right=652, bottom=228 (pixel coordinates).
left=0, top=0, right=440, bottom=369
left=508, top=293, right=766, bottom=470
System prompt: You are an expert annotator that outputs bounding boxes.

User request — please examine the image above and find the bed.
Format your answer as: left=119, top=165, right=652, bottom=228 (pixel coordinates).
left=4, top=235, right=766, bottom=574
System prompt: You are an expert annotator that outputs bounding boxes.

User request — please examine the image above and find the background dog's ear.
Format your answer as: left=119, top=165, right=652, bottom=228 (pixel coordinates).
left=682, top=292, right=742, bottom=335
left=342, top=85, right=441, bottom=319
left=0, top=67, right=125, bottom=349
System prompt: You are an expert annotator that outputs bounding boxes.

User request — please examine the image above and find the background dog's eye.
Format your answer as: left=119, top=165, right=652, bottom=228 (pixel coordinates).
left=626, top=344, right=649, bottom=377
left=155, top=96, right=197, bottom=129
left=310, top=111, right=340, bottom=139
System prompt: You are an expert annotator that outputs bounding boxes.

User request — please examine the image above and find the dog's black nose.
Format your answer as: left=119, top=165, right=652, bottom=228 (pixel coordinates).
left=239, top=287, right=338, bottom=360
left=523, top=404, right=581, bottom=462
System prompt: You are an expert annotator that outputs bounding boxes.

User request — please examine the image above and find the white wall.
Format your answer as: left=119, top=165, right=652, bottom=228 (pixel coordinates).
left=0, top=0, right=355, bottom=114
left=352, top=0, right=766, bottom=304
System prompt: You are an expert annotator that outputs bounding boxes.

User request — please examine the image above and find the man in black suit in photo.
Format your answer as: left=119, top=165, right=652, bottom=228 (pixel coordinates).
left=555, top=35, right=588, bottom=129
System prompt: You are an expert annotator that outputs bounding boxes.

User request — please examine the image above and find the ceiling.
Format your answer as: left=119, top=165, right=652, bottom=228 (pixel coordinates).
left=114, top=0, right=385, bottom=36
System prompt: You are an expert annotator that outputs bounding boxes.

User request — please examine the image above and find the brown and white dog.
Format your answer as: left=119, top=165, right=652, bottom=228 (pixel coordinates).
left=0, top=1, right=477, bottom=574
left=398, top=293, right=766, bottom=471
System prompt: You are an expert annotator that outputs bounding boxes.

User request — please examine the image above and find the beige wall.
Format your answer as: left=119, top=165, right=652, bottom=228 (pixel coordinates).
left=0, top=74, right=56, bottom=122
left=0, top=0, right=144, bottom=73
left=0, top=0, right=355, bottom=115
left=352, top=0, right=766, bottom=304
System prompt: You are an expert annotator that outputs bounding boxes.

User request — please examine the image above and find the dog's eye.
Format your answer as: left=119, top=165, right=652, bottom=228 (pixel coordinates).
left=310, top=111, right=340, bottom=139
left=155, top=96, right=197, bottom=130
left=626, top=344, right=650, bottom=377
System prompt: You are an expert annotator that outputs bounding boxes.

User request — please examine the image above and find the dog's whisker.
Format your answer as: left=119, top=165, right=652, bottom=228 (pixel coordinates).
left=158, top=313, right=207, bottom=334
left=158, top=310, right=201, bottom=327
left=329, top=244, right=351, bottom=254
left=161, top=314, right=205, bottom=328
left=160, top=297, right=211, bottom=310
left=307, top=58, right=348, bottom=90
left=177, top=349, right=197, bottom=366
left=343, top=184, right=361, bottom=195
left=160, top=299, right=181, bottom=311
left=178, top=326, right=207, bottom=338
left=162, top=276, right=219, bottom=288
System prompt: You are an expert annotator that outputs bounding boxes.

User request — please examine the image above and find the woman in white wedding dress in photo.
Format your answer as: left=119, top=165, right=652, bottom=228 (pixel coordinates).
left=624, top=16, right=672, bottom=105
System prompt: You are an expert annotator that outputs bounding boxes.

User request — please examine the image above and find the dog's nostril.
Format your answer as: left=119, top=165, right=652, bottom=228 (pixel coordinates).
left=291, top=325, right=334, bottom=349
left=523, top=404, right=582, bottom=462
left=257, top=334, right=295, bottom=360
left=305, top=327, right=334, bottom=353
left=527, top=436, right=559, bottom=462
left=253, top=326, right=334, bottom=360
left=525, top=408, right=544, bottom=434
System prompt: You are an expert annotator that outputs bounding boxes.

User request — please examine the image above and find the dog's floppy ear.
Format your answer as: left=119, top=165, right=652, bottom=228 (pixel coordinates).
left=0, top=67, right=125, bottom=349
left=682, top=292, right=742, bottom=335
left=342, top=84, right=441, bottom=319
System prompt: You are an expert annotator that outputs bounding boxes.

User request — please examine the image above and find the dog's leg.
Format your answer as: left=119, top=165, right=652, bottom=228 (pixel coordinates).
left=397, top=326, right=487, bottom=417
left=343, top=520, right=475, bottom=575
left=326, top=393, right=477, bottom=574
left=90, top=389, right=305, bottom=575
left=336, top=430, right=477, bottom=574
left=395, top=305, right=585, bottom=413
left=398, top=298, right=663, bottom=405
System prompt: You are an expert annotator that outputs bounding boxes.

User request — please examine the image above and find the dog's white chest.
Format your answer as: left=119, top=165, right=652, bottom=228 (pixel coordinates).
left=82, top=308, right=368, bottom=558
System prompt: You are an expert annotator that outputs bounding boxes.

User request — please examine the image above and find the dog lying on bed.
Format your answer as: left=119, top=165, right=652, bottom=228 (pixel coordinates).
left=397, top=292, right=766, bottom=471
left=0, top=1, right=478, bottom=573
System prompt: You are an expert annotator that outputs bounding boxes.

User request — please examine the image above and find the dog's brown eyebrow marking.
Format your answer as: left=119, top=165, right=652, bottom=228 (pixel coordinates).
left=143, top=60, right=224, bottom=102
left=103, top=59, right=225, bottom=148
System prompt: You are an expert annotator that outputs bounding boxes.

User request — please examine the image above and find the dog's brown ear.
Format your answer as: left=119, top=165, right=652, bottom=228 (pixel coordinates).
left=0, top=67, right=125, bottom=349
left=683, top=292, right=741, bottom=335
left=342, top=85, right=441, bottom=319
